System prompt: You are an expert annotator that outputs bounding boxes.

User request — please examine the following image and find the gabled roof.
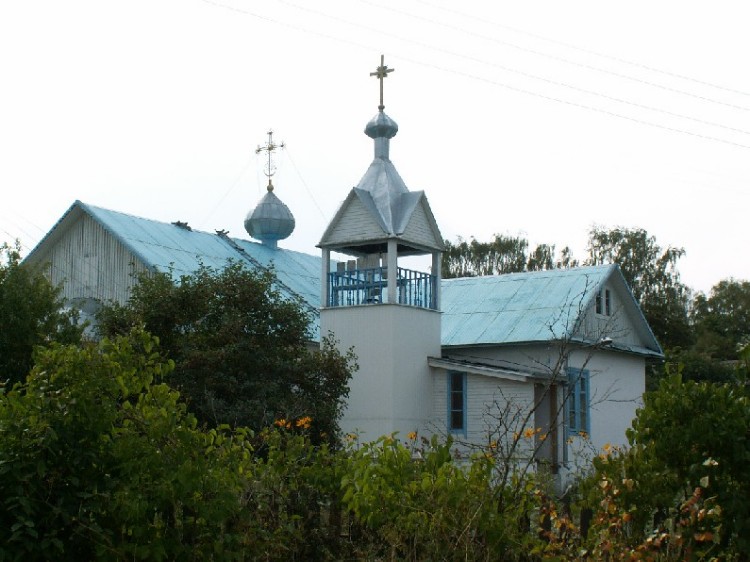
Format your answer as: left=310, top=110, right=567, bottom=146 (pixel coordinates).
left=318, top=188, right=444, bottom=256
left=26, top=200, right=324, bottom=337
left=27, top=202, right=662, bottom=356
left=441, top=265, right=663, bottom=357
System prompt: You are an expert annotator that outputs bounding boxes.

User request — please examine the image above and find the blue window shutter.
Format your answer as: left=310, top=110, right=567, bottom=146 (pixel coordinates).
left=567, top=368, right=590, bottom=436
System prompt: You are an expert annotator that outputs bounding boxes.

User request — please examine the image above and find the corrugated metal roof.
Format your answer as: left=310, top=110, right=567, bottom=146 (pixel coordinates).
left=31, top=202, right=660, bottom=354
left=441, top=266, right=615, bottom=346
left=80, top=202, right=323, bottom=338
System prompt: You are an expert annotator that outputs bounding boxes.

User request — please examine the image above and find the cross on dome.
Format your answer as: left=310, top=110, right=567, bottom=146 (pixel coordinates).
left=245, top=129, right=295, bottom=247
left=370, top=54, right=394, bottom=111
left=255, top=129, right=285, bottom=191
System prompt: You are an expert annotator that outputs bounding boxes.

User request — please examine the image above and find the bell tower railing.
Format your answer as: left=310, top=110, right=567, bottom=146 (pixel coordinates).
left=327, top=265, right=436, bottom=309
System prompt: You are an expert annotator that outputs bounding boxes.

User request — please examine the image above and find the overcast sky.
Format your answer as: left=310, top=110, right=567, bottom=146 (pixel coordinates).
left=2, top=0, right=749, bottom=294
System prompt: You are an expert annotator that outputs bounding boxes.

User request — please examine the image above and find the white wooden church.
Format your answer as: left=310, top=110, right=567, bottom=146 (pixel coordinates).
left=26, top=58, right=662, bottom=483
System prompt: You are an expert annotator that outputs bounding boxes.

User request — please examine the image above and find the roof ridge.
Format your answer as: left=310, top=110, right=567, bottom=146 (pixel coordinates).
left=216, top=231, right=319, bottom=318
left=443, top=263, right=615, bottom=282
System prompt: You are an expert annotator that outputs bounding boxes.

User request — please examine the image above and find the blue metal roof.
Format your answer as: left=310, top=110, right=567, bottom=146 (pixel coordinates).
left=80, top=202, right=323, bottom=338
left=36, top=202, right=659, bottom=354
left=441, top=266, right=615, bottom=346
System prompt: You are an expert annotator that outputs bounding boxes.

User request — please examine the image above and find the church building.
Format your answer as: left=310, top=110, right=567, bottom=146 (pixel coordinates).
left=25, top=57, right=662, bottom=483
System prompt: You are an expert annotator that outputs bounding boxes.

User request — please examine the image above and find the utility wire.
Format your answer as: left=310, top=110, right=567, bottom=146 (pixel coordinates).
left=198, top=156, right=254, bottom=229
left=278, top=0, right=750, bottom=134
left=360, top=0, right=750, bottom=112
left=199, top=0, right=750, bottom=150
left=283, top=146, right=329, bottom=222
left=414, top=0, right=750, bottom=98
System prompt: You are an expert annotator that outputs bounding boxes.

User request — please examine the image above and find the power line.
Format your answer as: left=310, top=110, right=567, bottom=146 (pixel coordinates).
left=277, top=0, right=750, bottom=135
left=283, top=146, right=329, bottom=222
left=396, top=54, right=750, bottom=150
left=198, top=156, right=254, bottom=229
left=275, top=0, right=750, bottom=147
left=361, top=0, right=750, bottom=112
left=413, top=0, right=750, bottom=98
left=199, top=0, right=750, bottom=150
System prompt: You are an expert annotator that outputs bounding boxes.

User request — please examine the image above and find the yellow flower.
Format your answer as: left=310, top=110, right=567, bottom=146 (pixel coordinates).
left=407, top=431, right=418, bottom=441
left=274, top=418, right=287, bottom=428
left=295, top=416, right=312, bottom=429
left=523, top=427, right=536, bottom=439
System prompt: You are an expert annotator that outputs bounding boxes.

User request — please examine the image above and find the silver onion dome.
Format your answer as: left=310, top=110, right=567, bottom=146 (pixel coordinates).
left=365, top=110, right=398, bottom=139
left=244, top=182, right=295, bottom=249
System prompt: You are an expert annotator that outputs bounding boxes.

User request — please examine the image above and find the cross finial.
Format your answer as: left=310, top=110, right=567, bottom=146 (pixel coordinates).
left=370, top=54, right=394, bottom=111
left=255, top=129, right=285, bottom=191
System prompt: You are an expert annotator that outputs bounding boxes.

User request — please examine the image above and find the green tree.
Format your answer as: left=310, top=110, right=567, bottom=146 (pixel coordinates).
left=662, top=347, right=736, bottom=384
left=442, top=234, right=577, bottom=278
left=585, top=227, right=692, bottom=350
left=584, top=368, right=750, bottom=558
left=97, top=263, right=353, bottom=441
left=692, top=278, right=750, bottom=361
left=0, top=330, right=260, bottom=560
left=0, top=241, right=83, bottom=387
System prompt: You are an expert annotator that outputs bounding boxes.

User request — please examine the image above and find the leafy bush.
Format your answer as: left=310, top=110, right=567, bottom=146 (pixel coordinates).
left=578, top=367, right=750, bottom=559
left=0, top=331, right=255, bottom=560
left=341, top=433, right=551, bottom=561
left=0, top=241, right=82, bottom=388
left=97, top=263, right=354, bottom=441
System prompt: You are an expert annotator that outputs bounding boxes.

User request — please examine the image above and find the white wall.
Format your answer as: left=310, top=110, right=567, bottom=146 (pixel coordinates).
left=322, top=304, right=441, bottom=441
left=567, top=349, right=644, bottom=450
left=435, top=344, right=646, bottom=486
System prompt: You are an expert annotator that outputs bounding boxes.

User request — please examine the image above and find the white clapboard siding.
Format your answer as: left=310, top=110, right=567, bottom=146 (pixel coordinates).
left=321, top=195, right=385, bottom=246
left=400, top=198, right=441, bottom=249
left=432, top=370, right=534, bottom=456
left=39, top=213, right=147, bottom=305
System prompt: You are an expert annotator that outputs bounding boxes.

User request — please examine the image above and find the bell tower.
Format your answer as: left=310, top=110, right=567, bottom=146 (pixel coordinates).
left=319, top=56, right=444, bottom=440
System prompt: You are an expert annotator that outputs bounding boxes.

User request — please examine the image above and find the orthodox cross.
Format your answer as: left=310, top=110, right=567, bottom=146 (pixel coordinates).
left=370, top=54, right=394, bottom=111
left=255, top=130, right=285, bottom=191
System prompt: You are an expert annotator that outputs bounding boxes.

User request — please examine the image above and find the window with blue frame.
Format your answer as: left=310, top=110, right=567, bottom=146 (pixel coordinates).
left=567, top=368, right=590, bottom=436
left=448, top=371, right=466, bottom=433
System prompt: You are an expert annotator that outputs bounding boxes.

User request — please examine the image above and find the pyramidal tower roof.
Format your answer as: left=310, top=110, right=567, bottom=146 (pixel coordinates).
left=356, top=55, right=408, bottom=235
left=245, top=130, right=295, bottom=249
left=319, top=55, right=443, bottom=256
